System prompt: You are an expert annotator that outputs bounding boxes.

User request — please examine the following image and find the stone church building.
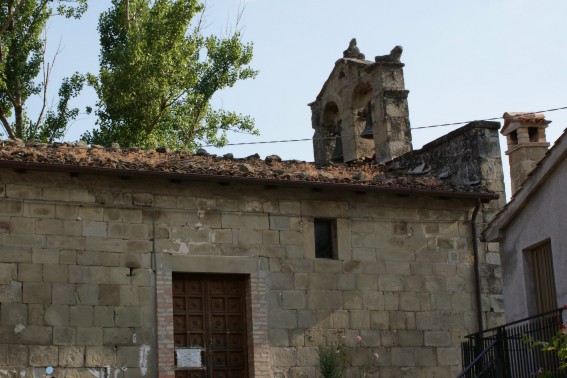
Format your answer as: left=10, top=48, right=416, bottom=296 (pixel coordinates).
left=0, top=42, right=505, bottom=377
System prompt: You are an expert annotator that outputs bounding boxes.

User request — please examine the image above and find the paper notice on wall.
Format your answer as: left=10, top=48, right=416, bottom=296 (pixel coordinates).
left=176, top=347, right=203, bottom=368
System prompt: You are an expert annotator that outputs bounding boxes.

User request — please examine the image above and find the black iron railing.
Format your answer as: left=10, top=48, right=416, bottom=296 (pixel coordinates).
left=459, top=307, right=566, bottom=378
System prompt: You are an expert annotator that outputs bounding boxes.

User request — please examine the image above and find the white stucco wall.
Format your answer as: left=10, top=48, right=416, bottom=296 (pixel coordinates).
left=500, top=153, right=567, bottom=321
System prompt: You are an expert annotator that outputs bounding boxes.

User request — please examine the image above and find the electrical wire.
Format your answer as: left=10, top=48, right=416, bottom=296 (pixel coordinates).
left=201, top=105, right=567, bottom=148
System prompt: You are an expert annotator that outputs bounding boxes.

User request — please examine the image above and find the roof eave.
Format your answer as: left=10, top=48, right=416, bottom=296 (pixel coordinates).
left=0, top=160, right=498, bottom=201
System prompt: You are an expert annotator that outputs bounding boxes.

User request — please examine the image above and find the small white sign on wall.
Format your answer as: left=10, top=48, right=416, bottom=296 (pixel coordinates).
left=176, top=347, right=203, bottom=368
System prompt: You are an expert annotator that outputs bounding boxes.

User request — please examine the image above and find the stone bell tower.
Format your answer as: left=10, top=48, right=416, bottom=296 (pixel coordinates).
left=501, top=112, right=550, bottom=196
left=309, top=39, right=413, bottom=165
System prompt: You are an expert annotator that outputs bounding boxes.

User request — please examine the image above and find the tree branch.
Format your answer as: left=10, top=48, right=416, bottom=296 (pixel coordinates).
left=0, top=111, right=16, bottom=139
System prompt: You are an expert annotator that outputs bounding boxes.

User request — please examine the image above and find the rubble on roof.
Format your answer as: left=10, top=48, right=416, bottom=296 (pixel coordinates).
left=0, top=139, right=492, bottom=194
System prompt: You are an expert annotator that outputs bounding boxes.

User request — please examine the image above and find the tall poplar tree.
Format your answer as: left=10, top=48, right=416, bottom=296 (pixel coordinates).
left=84, top=0, right=258, bottom=150
left=0, top=0, right=87, bottom=141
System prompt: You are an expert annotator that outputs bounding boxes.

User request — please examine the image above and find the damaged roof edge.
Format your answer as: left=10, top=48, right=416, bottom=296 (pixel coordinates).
left=0, top=160, right=499, bottom=202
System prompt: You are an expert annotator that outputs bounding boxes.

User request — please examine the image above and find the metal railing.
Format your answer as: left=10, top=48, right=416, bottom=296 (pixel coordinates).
left=459, top=307, right=566, bottom=378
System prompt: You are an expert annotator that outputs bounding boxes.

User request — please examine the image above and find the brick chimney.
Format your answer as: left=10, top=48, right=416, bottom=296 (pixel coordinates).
left=501, top=112, right=550, bottom=195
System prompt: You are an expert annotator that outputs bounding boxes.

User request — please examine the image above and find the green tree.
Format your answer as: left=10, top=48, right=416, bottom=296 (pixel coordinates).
left=0, top=0, right=87, bottom=142
left=84, top=0, right=258, bottom=150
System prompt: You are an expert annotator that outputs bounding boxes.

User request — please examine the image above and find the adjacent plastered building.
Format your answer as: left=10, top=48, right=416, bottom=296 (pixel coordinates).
left=0, top=43, right=506, bottom=377
left=484, top=113, right=566, bottom=322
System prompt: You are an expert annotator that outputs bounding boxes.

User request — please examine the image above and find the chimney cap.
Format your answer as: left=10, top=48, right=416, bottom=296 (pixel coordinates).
left=501, top=112, right=550, bottom=135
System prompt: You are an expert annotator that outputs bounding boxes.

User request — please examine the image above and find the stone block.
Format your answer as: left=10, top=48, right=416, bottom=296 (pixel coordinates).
left=363, top=292, right=384, bottom=310
left=123, top=209, right=143, bottom=224
left=69, top=188, right=95, bottom=202
left=399, top=293, right=421, bottom=311
left=244, top=214, right=269, bottom=229
left=398, top=330, right=424, bottom=347
left=1, top=303, right=27, bottom=325
left=29, top=345, right=59, bottom=367
left=0, top=280, right=21, bottom=303
left=349, top=310, right=370, bottom=328
left=132, top=193, right=153, bottom=207
left=59, top=249, right=77, bottom=265
left=279, top=290, right=306, bottom=310
left=23, top=203, right=55, bottom=218
left=236, top=229, right=262, bottom=245
left=0, top=200, right=22, bottom=215
left=308, top=273, right=336, bottom=290
left=77, top=284, right=99, bottom=305
left=52, top=283, right=77, bottom=305
left=314, top=259, right=342, bottom=273
left=44, top=304, right=69, bottom=326
left=356, top=274, right=378, bottom=291
left=437, top=347, right=459, bottom=366
left=269, top=309, right=296, bottom=329
left=23, top=282, right=51, bottom=303
left=10, top=217, right=35, bottom=234
left=108, top=267, right=130, bottom=285
left=384, top=292, right=399, bottom=311
left=116, top=346, right=141, bottom=367
left=120, top=285, right=139, bottom=307
left=279, top=230, right=303, bottom=246
left=102, top=252, right=120, bottom=267
left=370, top=311, right=389, bottom=329
left=391, top=347, right=415, bottom=367
left=5, top=184, right=42, bottom=199
left=46, top=235, right=85, bottom=250
left=27, top=304, right=44, bottom=325
left=297, top=310, right=316, bottom=329
left=43, top=264, right=68, bottom=282
left=415, top=347, right=437, bottom=367
left=18, top=263, right=42, bottom=282
left=76, top=327, right=103, bottom=346
left=270, top=347, right=297, bottom=367
left=70, top=305, right=93, bottom=327
left=0, top=263, right=16, bottom=284
left=103, top=328, right=135, bottom=346
left=0, top=247, right=32, bottom=263
left=86, top=346, right=116, bottom=367
left=32, top=248, right=59, bottom=264
left=36, top=218, right=63, bottom=235
left=307, top=290, right=342, bottom=310
left=337, top=274, right=356, bottom=290
left=115, top=307, right=143, bottom=327
left=85, top=237, right=122, bottom=253
left=262, top=230, right=280, bottom=245
left=54, top=327, right=76, bottom=345
left=89, top=266, right=109, bottom=284
left=269, top=215, right=290, bottom=230
left=343, top=291, right=363, bottom=310
left=59, top=346, right=85, bottom=367
left=69, top=265, right=90, bottom=284
left=424, top=331, right=451, bottom=347
left=20, top=326, right=52, bottom=345
left=93, top=306, right=115, bottom=327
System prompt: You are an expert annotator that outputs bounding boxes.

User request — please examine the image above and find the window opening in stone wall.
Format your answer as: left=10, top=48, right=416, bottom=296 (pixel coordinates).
left=510, top=130, right=518, bottom=145
left=314, top=218, right=337, bottom=259
left=528, top=127, right=539, bottom=142
left=526, top=240, right=557, bottom=314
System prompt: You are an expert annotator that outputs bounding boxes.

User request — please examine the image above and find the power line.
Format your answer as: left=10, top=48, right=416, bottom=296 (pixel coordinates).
left=201, top=105, right=567, bottom=148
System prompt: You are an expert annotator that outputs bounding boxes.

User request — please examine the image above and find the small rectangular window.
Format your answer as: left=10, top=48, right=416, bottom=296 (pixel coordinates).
left=314, top=218, right=337, bottom=259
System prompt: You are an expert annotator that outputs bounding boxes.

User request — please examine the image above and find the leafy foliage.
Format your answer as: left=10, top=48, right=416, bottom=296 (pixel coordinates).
left=0, top=0, right=87, bottom=142
left=523, top=321, right=567, bottom=377
left=84, top=0, right=258, bottom=150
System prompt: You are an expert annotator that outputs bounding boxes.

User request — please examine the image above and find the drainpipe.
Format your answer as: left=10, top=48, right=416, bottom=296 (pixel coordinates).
left=471, top=198, right=484, bottom=332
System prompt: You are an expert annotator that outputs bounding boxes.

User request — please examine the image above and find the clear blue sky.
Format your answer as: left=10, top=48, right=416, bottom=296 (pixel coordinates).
left=32, top=0, right=567, bottom=198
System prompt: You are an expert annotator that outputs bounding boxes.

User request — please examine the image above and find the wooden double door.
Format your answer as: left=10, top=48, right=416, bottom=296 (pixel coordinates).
left=173, top=274, right=249, bottom=378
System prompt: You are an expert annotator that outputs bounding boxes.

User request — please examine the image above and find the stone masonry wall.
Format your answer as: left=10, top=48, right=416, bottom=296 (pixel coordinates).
left=391, top=121, right=506, bottom=329
left=0, top=168, right=487, bottom=377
